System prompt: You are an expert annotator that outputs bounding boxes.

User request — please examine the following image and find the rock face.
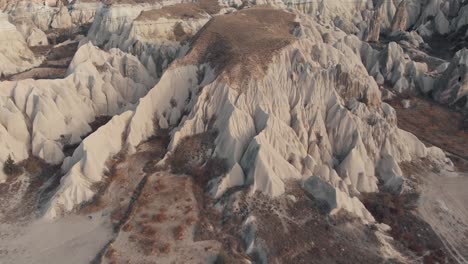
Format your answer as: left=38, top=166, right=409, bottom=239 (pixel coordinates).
left=3, top=0, right=101, bottom=45
left=433, top=49, right=468, bottom=109
left=87, top=1, right=214, bottom=78
left=51, top=3, right=73, bottom=29
left=390, top=0, right=408, bottom=32
left=0, top=1, right=467, bottom=263
left=46, top=8, right=449, bottom=223
left=70, top=0, right=103, bottom=26
left=0, top=13, right=42, bottom=75
left=0, top=42, right=155, bottom=182
left=27, top=27, right=49, bottom=46
left=365, top=10, right=381, bottom=42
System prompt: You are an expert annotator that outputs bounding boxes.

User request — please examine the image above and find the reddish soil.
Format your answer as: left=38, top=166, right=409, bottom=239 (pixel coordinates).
left=389, top=97, right=468, bottom=172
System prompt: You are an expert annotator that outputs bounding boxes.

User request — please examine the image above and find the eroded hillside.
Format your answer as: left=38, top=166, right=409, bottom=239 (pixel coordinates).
left=0, top=1, right=467, bottom=263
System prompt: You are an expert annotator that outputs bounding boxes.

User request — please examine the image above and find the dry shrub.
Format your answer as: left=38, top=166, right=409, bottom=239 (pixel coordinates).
left=141, top=225, right=158, bottom=237
left=154, top=179, right=166, bottom=191
left=151, top=213, right=167, bottom=223
left=169, top=131, right=216, bottom=174
left=168, top=131, right=229, bottom=185
left=128, top=234, right=137, bottom=242
left=174, top=225, right=186, bottom=240
left=140, top=213, right=149, bottom=219
left=185, top=215, right=197, bottom=225
left=105, top=246, right=116, bottom=259
left=214, top=249, right=236, bottom=264
left=22, top=157, right=45, bottom=175
left=362, top=192, right=451, bottom=262
left=137, top=238, right=156, bottom=256
left=3, top=155, right=22, bottom=177
left=160, top=243, right=171, bottom=254
left=110, top=208, right=125, bottom=223
left=122, top=223, right=133, bottom=232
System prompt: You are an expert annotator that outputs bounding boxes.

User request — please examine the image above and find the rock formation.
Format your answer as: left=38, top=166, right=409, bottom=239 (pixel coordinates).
left=0, top=1, right=467, bottom=263
left=0, top=42, right=155, bottom=182
left=433, top=49, right=468, bottom=109
left=0, top=12, right=42, bottom=75
left=46, top=8, right=449, bottom=223
left=365, top=9, right=382, bottom=42
left=390, top=0, right=408, bottom=32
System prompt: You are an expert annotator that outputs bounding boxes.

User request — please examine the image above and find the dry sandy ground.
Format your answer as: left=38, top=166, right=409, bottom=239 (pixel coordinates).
left=392, top=95, right=468, bottom=263
left=417, top=170, right=468, bottom=264
left=0, top=215, right=113, bottom=264
left=103, top=171, right=221, bottom=264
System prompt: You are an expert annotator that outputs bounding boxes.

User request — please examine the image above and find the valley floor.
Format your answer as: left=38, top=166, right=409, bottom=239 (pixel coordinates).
left=391, top=97, right=468, bottom=263
left=418, top=170, right=468, bottom=264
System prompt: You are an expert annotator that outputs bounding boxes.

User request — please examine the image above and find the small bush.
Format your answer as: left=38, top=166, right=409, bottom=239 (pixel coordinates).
left=173, top=224, right=186, bottom=240
left=151, top=213, right=167, bottom=223
left=3, top=154, right=22, bottom=177
left=160, top=243, right=171, bottom=254
left=214, top=249, right=235, bottom=264
left=23, top=157, right=45, bottom=175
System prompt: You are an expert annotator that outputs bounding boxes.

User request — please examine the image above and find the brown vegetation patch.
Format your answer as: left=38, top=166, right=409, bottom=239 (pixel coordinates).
left=168, top=130, right=229, bottom=187
left=0, top=156, right=61, bottom=223
left=173, top=224, right=187, bottom=240
left=362, top=191, right=455, bottom=263
left=247, top=184, right=386, bottom=263
left=197, top=0, right=221, bottom=15
left=183, top=7, right=298, bottom=88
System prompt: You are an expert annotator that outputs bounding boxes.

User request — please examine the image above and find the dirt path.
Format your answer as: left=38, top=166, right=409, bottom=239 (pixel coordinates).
left=417, top=171, right=468, bottom=264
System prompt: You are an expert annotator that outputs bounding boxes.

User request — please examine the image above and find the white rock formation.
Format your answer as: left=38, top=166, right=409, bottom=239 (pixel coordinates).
left=86, top=2, right=212, bottom=78
left=27, top=27, right=49, bottom=46
left=244, top=0, right=468, bottom=40
left=15, top=19, right=49, bottom=46
left=51, top=3, right=73, bottom=29
left=0, top=42, right=155, bottom=182
left=70, top=0, right=103, bottom=26
left=4, top=0, right=101, bottom=41
left=0, top=12, right=42, bottom=75
left=46, top=8, right=450, bottom=222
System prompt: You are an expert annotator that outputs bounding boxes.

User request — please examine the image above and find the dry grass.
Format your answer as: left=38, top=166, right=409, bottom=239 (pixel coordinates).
left=362, top=191, right=455, bottom=263
left=137, top=3, right=207, bottom=21
left=182, top=7, right=298, bottom=88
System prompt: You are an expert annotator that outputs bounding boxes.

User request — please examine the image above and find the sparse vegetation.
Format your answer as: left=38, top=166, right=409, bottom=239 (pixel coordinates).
left=168, top=131, right=229, bottom=186
left=173, top=224, right=186, bottom=240
left=362, top=191, right=454, bottom=263
left=151, top=213, right=167, bottom=223
left=160, top=243, right=171, bottom=254
left=22, top=157, right=45, bottom=175
left=3, top=154, right=22, bottom=177
left=214, top=249, right=235, bottom=264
